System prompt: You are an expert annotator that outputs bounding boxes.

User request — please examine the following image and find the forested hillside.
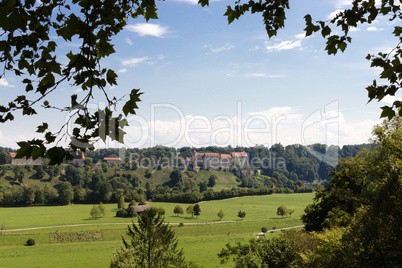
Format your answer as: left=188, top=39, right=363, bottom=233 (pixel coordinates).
left=0, top=143, right=369, bottom=207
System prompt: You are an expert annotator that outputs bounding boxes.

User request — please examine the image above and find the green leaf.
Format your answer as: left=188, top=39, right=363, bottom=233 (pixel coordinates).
left=46, top=147, right=69, bottom=165
left=122, top=89, right=143, bottom=116
left=45, top=132, right=56, bottom=143
left=36, top=122, right=48, bottom=133
left=198, top=0, right=209, bottom=7
left=380, top=106, right=395, bottom=119
left=15, top=142, right=32, bottom=159
left=31, top=146, right=44, bottom=160
left=106, top=69, right=118, bottom=86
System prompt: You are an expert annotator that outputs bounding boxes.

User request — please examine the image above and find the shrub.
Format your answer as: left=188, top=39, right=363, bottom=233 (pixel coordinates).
left=157, top=207, right=166, bottom=216
left=26, top=238, right=36, bottom=246
left=178, top=222, right=184, bottom=227
left=272, top=226, right=277, bottom=230
left=237, top=210, right=246, bottom=220
left=116, top=208, right=127, bottom=217
left=261, top=227, right=268, bottom=233
left=126, top=206, right=138, bottom=217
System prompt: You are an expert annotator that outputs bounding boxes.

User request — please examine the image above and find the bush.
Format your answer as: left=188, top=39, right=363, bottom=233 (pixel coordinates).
left=261, top=227, right=268, bottom=233
left=178, top=222, right=184, bottom=227
left=157, top=207, right=166, bottom=216
left=126, top=206, right=138, bottom=217
left=272, top=226, right=277, bottom=230
left=116, top=208, right=127, bottom=217
left=26, top=238, right=36, bottom=246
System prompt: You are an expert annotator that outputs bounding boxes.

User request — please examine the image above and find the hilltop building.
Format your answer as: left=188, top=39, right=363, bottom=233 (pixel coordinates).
left=9, top=152, right=44, bottom=165
left=73, top=151, right=85, bottom=166
left=192, top=150, right=248, bottom=170
left=104, top=157, right=124, bottom=166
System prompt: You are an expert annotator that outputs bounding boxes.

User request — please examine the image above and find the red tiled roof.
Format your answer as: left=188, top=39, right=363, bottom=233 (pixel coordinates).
left=221, top=154, right=232, bottom=159
left=74, top=152, right=85, bottom=160
left=231, top=152, right=247, bottom=157
left=104, top=157, right=122, bottom=161
left=195, top=153, right=204, bottom=159
left=9, top=152, right=17, bottom=158
left=204, top=153, right=220, bottom=157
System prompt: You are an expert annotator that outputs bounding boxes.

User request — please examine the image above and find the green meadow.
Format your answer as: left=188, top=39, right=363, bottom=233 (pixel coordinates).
left=0, top=193, right=313, bottom=267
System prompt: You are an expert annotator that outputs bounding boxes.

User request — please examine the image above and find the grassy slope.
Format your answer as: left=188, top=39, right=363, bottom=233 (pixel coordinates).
left=0, top=193, right=313, bottom=267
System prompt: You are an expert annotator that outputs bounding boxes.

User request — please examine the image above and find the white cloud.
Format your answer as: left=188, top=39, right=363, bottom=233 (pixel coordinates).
left=125, top=37, right=133, bottom=45
left=170, top=0, right=198, bottom=4
left=126, top=23, right=169, bottom=38
left=122, top=57, right=149, bottom=67
left=335, top=0, right=352, bottom=8
left=295, top=33, right=306, bottom=39
left=349, top=27, right=360, bottom=32
left=381, top=95, right=401, bottom=105
left=204, top=43, right=235, bottom=54
left=157, top=54, right=167, bottom=60
left=265, top=40, right=301, bottom=52
left=0, top=78, right=14, bottom=88
left=245, top=73, right=284, bottom=78
left=249, top=45, right=260, bottom=51
left=367, top=26, right=384, bottom=31
left=328, top=9, right=344, bottom=19
left=118, top=69, right=127, bottom=73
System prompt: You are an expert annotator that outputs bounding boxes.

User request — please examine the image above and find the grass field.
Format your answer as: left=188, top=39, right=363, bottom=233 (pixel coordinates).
left=0, top=193, right=313, bottom=267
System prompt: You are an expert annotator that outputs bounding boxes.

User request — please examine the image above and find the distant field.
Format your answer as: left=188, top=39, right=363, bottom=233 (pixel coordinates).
left=0, top=193, right=313, bottom=230
left=0, top=193, right=313, bottom=267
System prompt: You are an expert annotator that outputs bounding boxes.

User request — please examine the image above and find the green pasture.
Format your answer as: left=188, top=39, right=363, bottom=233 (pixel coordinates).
left=0, top=223, right=299, bottom=268
left=0, top=193, right=313, bottom=267
left=0, top=193, right=313, bottom=230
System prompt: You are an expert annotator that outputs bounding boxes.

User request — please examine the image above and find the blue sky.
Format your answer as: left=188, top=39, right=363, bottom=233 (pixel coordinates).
left=0, top=0, right=399, bottom=149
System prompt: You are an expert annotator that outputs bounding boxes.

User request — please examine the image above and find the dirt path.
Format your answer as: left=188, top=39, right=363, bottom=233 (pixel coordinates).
left=3, top=221, right=304, bottom=233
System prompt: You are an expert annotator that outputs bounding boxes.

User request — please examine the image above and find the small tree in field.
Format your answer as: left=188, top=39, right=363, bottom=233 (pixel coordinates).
left=99, top=202, right=106, bottom=217
left=288, top=209, right=295, bottom=217
left=208, top=175, right=217, bottom=187
left=238, top=210, right=246, bottom=220
left=186, top=205, right=194, bottom=218
left=90, top=205, right=101, bottom=219
left=174, top=205, right=184, bottom=217
left=26, top=238, right=36, bottom=246
left=90, top=203, right=106, bottom=219
left=218, top=209, right=225, bottom=221
left=277, top=205, right=289, bottom=218
left=118, top=196, right=125, bottom=209
left=193, top=204, right=201, bottom=219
